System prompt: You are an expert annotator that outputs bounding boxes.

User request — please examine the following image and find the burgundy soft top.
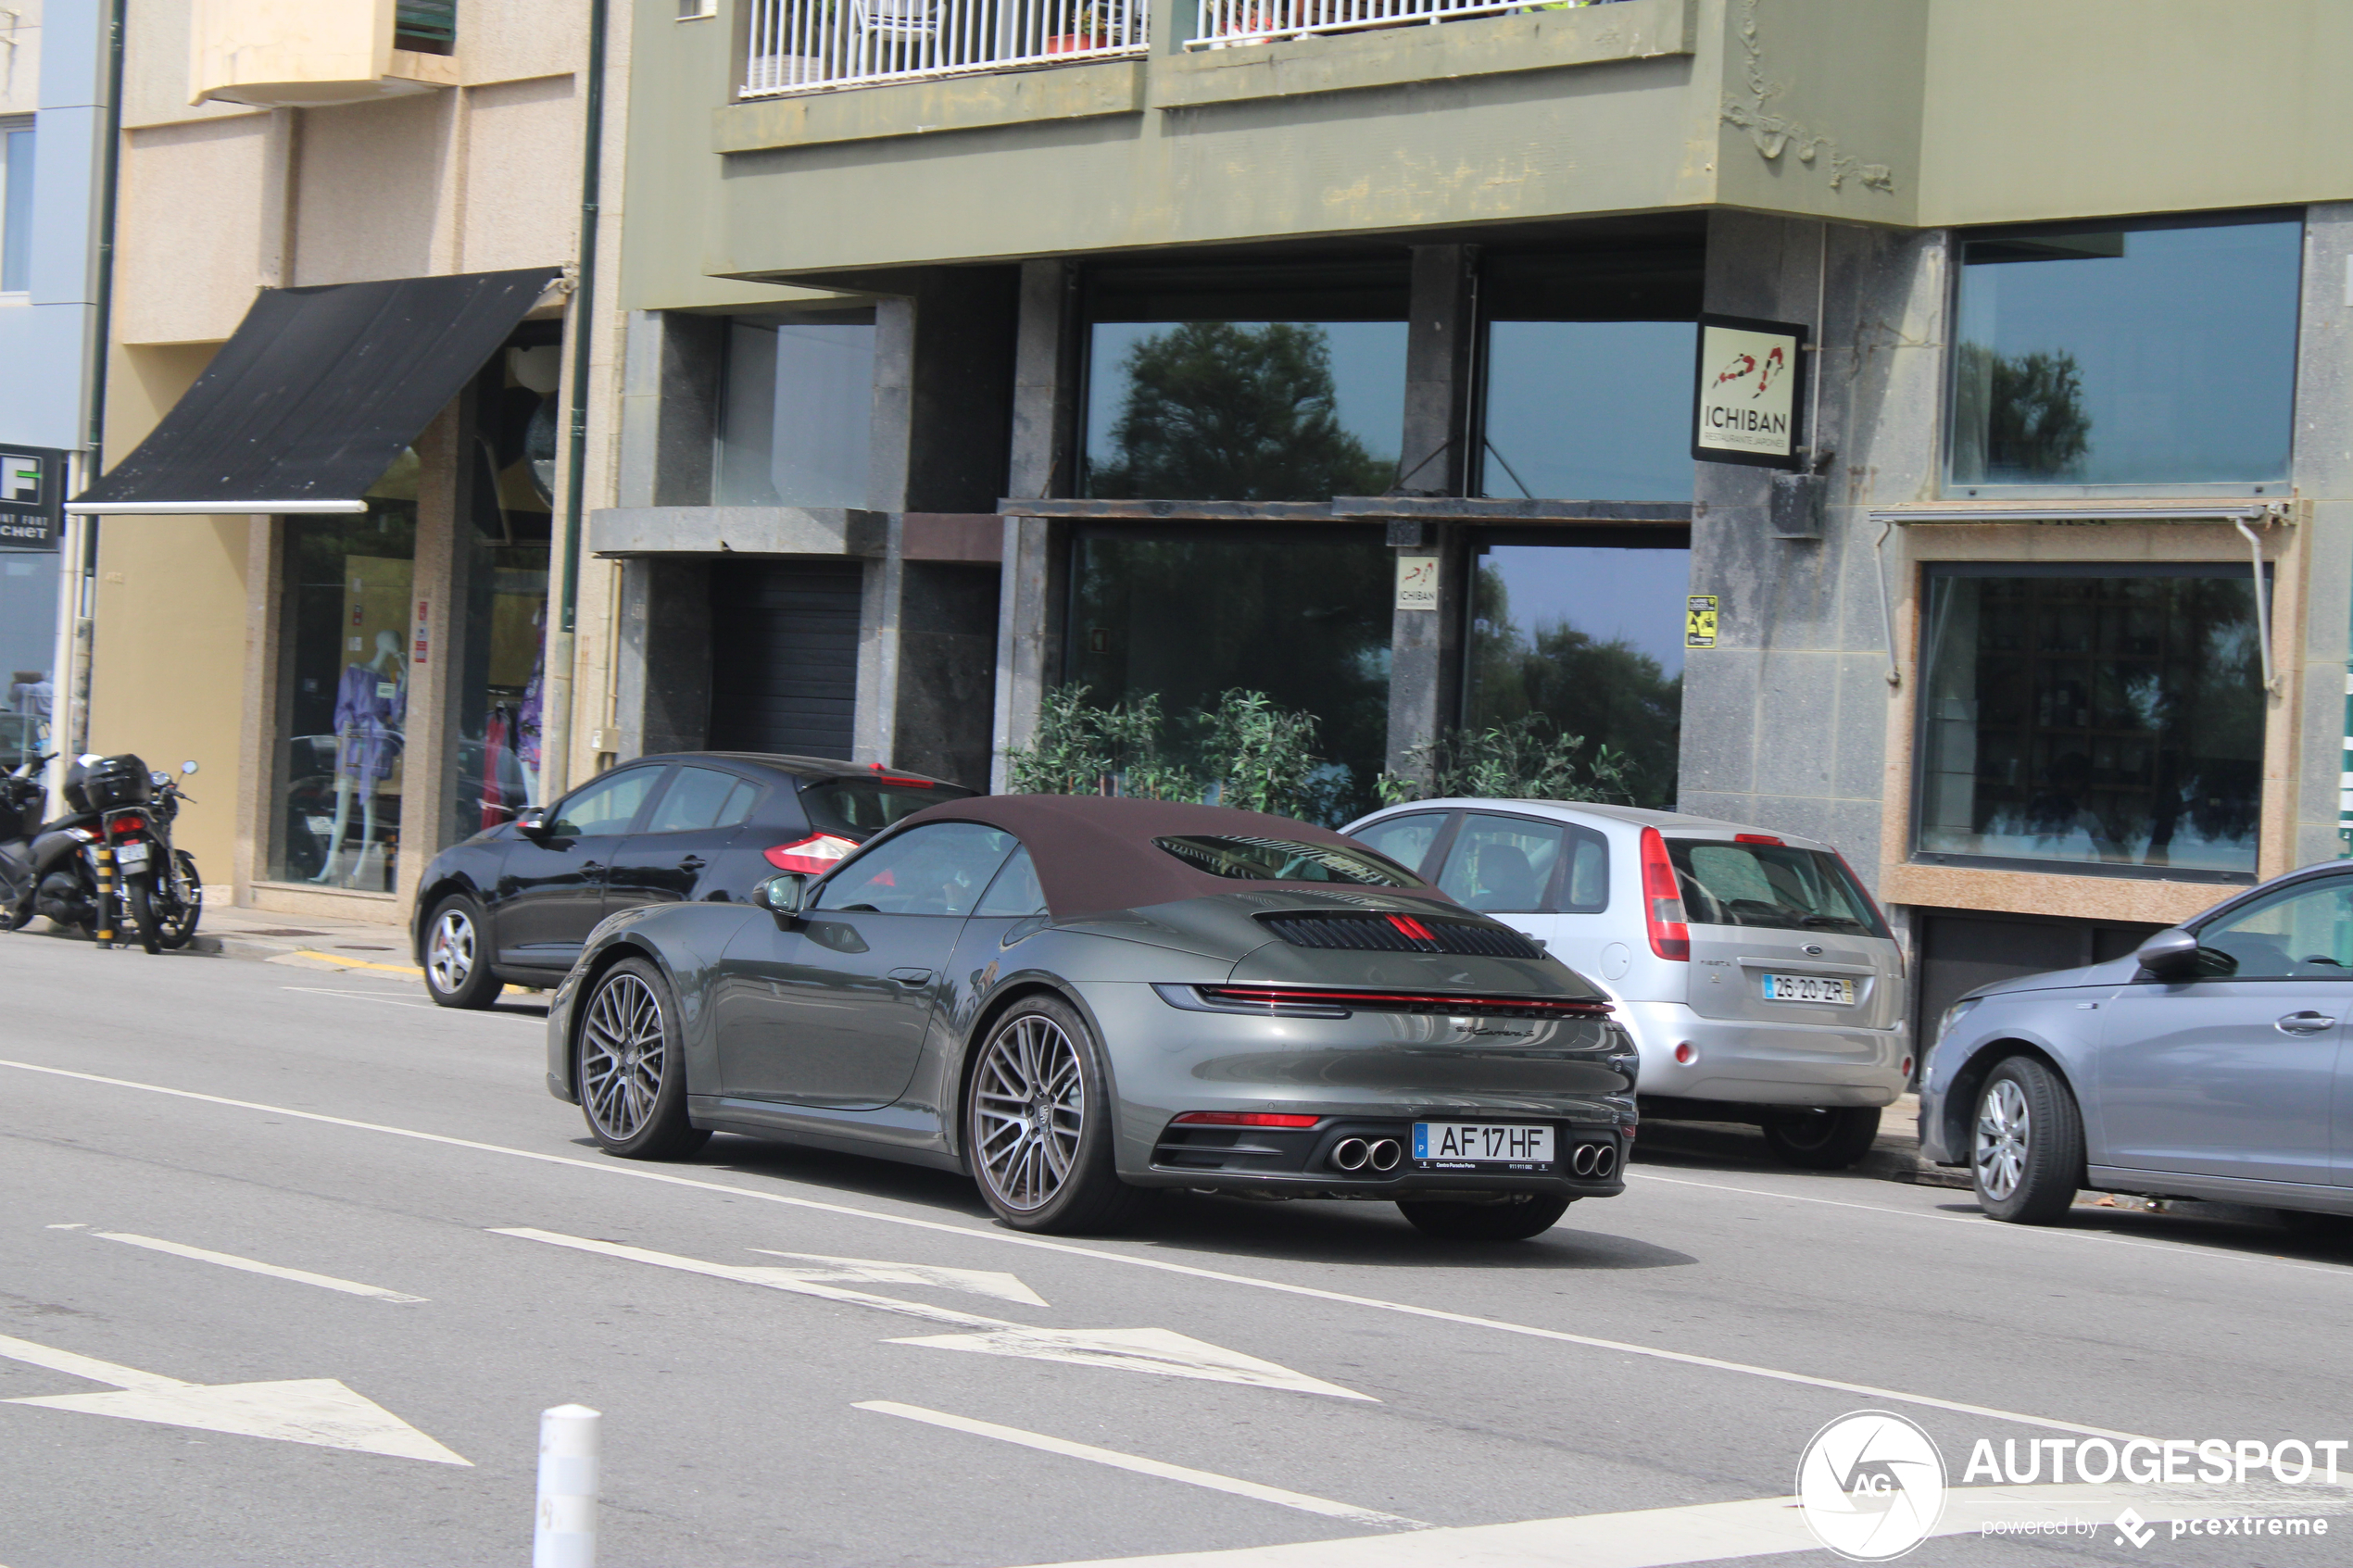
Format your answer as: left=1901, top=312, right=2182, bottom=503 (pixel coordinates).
left=883, top=794, right=1452, bottom=921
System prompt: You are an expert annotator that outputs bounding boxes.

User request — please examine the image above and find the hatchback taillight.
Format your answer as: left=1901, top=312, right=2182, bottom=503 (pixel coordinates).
left=1639, top=827, right=1690, bottom=961
left=764, top=834, right=858, bottom=874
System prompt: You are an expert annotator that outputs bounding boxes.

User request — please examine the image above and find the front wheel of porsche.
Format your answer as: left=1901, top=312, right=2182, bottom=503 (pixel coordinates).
left=575, top=957, right=710, bottom=1160
left=966, top=996, right=1150, bottom=1235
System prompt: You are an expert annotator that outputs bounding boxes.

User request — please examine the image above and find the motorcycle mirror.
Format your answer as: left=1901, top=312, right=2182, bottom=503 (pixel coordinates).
left=181, top=760, right=199, bottom=774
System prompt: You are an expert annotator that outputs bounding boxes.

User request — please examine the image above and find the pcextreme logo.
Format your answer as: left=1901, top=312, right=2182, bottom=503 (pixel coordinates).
left=1796, top=1411, right=1948, bottom=1562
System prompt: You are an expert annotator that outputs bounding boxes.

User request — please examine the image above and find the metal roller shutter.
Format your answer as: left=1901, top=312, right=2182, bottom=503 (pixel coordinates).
left=706, top=559, right=862, bottom=759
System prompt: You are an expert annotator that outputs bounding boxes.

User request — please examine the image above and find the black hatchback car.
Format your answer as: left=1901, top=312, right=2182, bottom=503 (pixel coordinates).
left=411, top=752, right=973, bottom=1007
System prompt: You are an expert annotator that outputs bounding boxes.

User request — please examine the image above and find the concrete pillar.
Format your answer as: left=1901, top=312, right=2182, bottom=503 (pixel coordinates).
left=396, top=400, right=465, bottom=916
left=992, top=514, right=1065, bottom=791
left=233, top=514, right=285, bottom=903
left=994, top=262, right=1081, bottom=789
left=611, top=558, right=712, bottom=759
left=615, top=310, right=724, bottom=511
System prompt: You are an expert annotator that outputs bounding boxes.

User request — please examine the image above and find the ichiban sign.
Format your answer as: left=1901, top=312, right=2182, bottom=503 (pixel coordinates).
left=1692, top=315, right=1807, bottom=470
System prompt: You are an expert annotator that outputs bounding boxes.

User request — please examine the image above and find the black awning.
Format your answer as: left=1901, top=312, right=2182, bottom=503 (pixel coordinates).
left=69, top=267, right=560, bottom=516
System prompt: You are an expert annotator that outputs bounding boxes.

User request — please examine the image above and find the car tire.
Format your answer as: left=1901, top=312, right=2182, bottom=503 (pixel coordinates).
left=1397, top=1195, right=1574, bottom=1241
left=422, top=895, right=502, bottom=1010
left=1972, top=1056, right=2082, bottom=1224
left=573, top=957, right=711, bottom=1160
left=1761, top=1106, right=1882, bottom=1170
left=965, top=994, right=1152, bottom=1236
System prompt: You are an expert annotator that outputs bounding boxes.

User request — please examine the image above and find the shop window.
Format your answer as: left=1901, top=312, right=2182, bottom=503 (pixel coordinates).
left=1948, top=213, right=2302, bottom=491
left=3, top=550, right=57, bottom=767
left=714, top=312, right=876, bottom=509
left=274, top=506, right=418, bottom=892
left=453, top=345, right=557, bottom=846
left=1065, top=527, right=1391, bottom=821
left=1082, top=262, right=1408, bottom=501
left=1915, top=564, right=2266, bottom=879
left=1464, top=532, right=1690, bottom=809
left=1, top=121, right=33, bottom=295
left=1477, top=250, right=1701, bottom=501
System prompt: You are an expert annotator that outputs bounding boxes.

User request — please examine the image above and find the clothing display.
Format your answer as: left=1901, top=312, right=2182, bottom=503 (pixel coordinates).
left=482, top=705, right=512, bottom=829
left=518, top=668, right=543, bottom=774
left=332, top=660, right=407, bottom=783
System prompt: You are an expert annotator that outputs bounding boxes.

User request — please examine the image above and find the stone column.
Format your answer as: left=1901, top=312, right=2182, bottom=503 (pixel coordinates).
left=396, top=400, right=466, bottom=918
left=1384, top=245, right=1477, bottom=784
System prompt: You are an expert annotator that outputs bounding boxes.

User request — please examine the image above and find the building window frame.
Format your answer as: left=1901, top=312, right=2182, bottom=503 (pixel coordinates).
left=0, top=118, right=33, bottom=302
left=1940, top=207, right=2305, bottom=503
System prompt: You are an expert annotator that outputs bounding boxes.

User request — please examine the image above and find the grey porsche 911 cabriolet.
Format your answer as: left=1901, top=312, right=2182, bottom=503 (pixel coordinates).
left=545, top=795, right=1639, bottom=1239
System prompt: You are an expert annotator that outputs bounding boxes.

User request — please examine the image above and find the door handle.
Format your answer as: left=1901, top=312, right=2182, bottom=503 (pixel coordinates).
left=2275, top=1011, right=2336, bottom=1035
left=887, top=967, right=934, bottom=988
left=679, top=855, right=707, bottom=872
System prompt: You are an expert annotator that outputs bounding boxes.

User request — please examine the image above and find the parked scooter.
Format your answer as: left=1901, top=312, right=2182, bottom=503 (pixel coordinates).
left=0, top=754, right=203, bottom=953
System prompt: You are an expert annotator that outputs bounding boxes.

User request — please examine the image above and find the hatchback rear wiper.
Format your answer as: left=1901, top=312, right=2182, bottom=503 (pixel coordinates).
left=1797, top=914, right=1864, bottom=930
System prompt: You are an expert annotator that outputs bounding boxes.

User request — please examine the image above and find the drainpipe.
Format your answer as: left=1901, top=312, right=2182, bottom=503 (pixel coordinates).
left=539, top=0, right=608, bottom=802
left=53, top=0, right=126, bottom=807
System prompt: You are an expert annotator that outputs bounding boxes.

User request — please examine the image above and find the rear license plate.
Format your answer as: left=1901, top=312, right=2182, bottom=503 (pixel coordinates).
left=1412, top=1123, right=1554, bottom=1169
left=1762, top=973, right=1854, bottom=1005
left=113, top=843, right=150, bottom=872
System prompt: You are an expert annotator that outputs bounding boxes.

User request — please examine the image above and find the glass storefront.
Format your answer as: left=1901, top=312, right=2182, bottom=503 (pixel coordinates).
left=1464, top=533, right=1690, bottom=809
left=1064, top=527, right=1392, bottom=822
left=714, top=311, right=877, bottom=508
left=1477, top=249, right=1703, bottom=501
left=1948, top=213, right=2302, bottom=489
left=2, top=547, right=57, bottom=768
left=1915, top=564, right=2265, bottom=877
left=275, top=505, right=418, bottom=891
left=1083, top=262, right=1408, bottom=501
left=452, top=345, right=557, bottom=843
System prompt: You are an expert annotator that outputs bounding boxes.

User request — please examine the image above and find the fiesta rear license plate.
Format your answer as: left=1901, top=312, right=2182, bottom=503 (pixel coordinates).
left=1412, top=1123, right=1554, bottom=1170
left=1762, top=973, right=1855, bottom=1005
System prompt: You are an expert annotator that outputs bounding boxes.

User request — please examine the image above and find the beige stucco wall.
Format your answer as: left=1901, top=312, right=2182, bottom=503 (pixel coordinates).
left=1, top=2, right=47, bottom=119
left=115, top=116, right=271, bottom=345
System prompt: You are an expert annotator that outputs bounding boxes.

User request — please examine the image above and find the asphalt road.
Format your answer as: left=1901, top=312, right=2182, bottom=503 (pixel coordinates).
left=2, top=933, right=2349, bottom=1567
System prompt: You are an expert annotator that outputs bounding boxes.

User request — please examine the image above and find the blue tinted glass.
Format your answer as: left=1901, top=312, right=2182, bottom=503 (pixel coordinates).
left=1085, top=320, right=1406, bottom=501
left=2, top=128, right=33, bottom=294
left=715, top=317, right=875, bottom=508
left=1479, top=320, right=1696, bottom=501
left=1950, top=217, right=2301, bottom=486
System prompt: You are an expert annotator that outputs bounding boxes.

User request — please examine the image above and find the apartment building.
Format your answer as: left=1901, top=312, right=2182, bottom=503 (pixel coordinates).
left=0, top=0, right=109, bottom=785
left=69, top=0, right=680, bottom=925
left=599, top=0, right=2353, bottom=1035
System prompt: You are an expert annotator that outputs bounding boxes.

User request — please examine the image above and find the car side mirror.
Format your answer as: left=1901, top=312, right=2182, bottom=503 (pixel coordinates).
left=756, top=872, right=809, bottom=917
left=2134, top=927, right=2202, bottom=980
left=515, top=806, right=550, bottom=837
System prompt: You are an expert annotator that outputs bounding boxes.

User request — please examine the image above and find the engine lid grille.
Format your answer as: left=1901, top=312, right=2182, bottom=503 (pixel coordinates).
left=1256, top=910, right=1544, bottom=961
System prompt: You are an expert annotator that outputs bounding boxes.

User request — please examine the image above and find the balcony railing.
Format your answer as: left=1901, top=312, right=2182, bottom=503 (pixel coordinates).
left=1189, top=0, right=1617, bottom=48
left=742, top=0, right=1146, bottom=96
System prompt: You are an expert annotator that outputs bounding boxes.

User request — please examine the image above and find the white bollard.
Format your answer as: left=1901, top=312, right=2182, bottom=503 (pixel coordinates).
left=534, top=1403, right=600, bottom=1568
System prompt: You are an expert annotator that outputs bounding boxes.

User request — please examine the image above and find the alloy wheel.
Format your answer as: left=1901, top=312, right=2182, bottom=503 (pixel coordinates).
left=1975, top=1076, right=2031, bottom=1201
left=428, top=909, right=475, bottom=995
left=582, top=972, right=666, bottom=1141
left=973, top=1013, right=1084, bottom=1211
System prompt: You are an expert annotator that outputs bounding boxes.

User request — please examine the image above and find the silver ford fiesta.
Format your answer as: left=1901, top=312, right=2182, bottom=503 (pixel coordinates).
left=545, top=795, right=1639, bottom=1238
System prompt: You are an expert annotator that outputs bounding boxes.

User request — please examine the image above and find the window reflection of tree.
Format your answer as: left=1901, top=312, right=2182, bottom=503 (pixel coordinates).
left=1466, top=564, right=1682, bottom=809
left=1088, top=322, right=1394, bottom=502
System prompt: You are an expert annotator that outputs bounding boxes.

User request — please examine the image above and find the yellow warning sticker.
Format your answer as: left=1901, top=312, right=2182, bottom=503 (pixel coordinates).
left=1686, top=595, right=1718, bottom=648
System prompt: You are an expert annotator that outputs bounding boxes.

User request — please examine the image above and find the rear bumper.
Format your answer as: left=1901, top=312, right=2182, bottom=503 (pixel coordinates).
left=1137, top=1115, right=1629, bottom=1200
left=1612, top=1000, right=1907, bottom=1109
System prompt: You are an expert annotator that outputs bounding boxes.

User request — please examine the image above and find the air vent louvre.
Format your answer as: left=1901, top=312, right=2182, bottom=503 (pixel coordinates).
left=1256, top=912, right=1543, bottom=961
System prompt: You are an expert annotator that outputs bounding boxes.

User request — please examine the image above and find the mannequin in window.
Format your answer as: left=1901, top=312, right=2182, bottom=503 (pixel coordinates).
left=312, top=630, right=407, bottom=885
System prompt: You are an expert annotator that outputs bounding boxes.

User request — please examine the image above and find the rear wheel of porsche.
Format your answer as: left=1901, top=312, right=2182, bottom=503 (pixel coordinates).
left=966, top=996, right=1151, bottom=1235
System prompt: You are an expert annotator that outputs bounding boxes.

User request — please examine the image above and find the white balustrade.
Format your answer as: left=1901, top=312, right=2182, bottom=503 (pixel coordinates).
left=743, top=0, right=1147, bottom=96
left=1190, top=0, right=1609, bottom=49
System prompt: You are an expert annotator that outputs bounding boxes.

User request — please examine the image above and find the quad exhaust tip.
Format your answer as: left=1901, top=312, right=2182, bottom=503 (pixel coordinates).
left=1330, top=1137, right=1369, bottom=1171
left=1571, top=1142, right=1619, bottom=1177
left=1367, top=1137, right=1402, bottom=1172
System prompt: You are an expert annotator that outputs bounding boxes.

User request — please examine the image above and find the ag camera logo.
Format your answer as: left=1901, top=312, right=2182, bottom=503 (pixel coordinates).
left=1797, top=1411, right=1948, bottom=1561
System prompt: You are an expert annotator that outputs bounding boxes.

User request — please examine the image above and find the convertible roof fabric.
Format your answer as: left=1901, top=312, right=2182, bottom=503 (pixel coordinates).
left=69, top=267, right=560, bottom=516
left=893, top=794, right=1453, bottom=921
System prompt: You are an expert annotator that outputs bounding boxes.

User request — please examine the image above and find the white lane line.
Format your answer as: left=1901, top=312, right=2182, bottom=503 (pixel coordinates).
left=91, top=1232, right=426, bottom=1303
left=278, top=987, right=438, bottom=1010
left=749, top=1248, right=1050, bottom=1305
left=1001, top=1482, right=2350, bottom=1568
left=0, top=1058, right=2146, bottom=1441
left=1627, top=1169, right=2353, bottom=1277
left=856, top=1401, right=1425, bottom=1530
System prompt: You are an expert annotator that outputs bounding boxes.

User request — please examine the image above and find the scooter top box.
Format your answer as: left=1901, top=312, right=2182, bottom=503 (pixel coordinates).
left=64, top=753, right=150, bottom=813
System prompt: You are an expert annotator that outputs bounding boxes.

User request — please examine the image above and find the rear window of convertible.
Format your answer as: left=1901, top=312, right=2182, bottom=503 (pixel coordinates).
left=1154, top=835, right=1428, bottom=887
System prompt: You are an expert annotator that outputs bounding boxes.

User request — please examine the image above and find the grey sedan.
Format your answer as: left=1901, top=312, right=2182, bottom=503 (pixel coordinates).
left=545, top=794, right=1640, bottom=1239
left=1920, top=859, right=2353, bottom=1223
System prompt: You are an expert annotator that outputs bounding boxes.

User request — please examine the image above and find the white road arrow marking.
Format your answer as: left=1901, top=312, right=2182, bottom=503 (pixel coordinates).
left=92, top=1232, right=427, bottom=1302
left=856, top=1401, right=1424, bottom=1528
left=497, top=1229, right=1370, bottom=1400
left=747, top=1249, right=1049, bottom=1305
left=0, top=1333, right=470, bottom=1464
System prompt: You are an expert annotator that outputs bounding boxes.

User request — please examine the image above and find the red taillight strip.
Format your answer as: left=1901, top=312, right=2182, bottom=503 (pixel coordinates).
left=1170, top=1111, right=1323, bottom=1128
left=1198, top=985, right=1611, bottom=1017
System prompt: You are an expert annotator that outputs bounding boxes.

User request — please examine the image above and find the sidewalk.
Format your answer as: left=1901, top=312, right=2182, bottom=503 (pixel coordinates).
left=8, top=891, right=425, bottom=978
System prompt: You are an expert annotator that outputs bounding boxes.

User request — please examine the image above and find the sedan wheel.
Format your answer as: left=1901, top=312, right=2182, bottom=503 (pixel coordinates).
left=575, top=958, right=709, bottom=1160
left=966, top=996, right=1150, bottom=1234
left=1972, top=1057, right=2082, bottom=1224
left=422, top=896, right=500, bottom=1010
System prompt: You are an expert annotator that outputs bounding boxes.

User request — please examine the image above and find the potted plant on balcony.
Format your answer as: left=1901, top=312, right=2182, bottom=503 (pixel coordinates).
left=1045, top=0, right=1116, bottom=54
